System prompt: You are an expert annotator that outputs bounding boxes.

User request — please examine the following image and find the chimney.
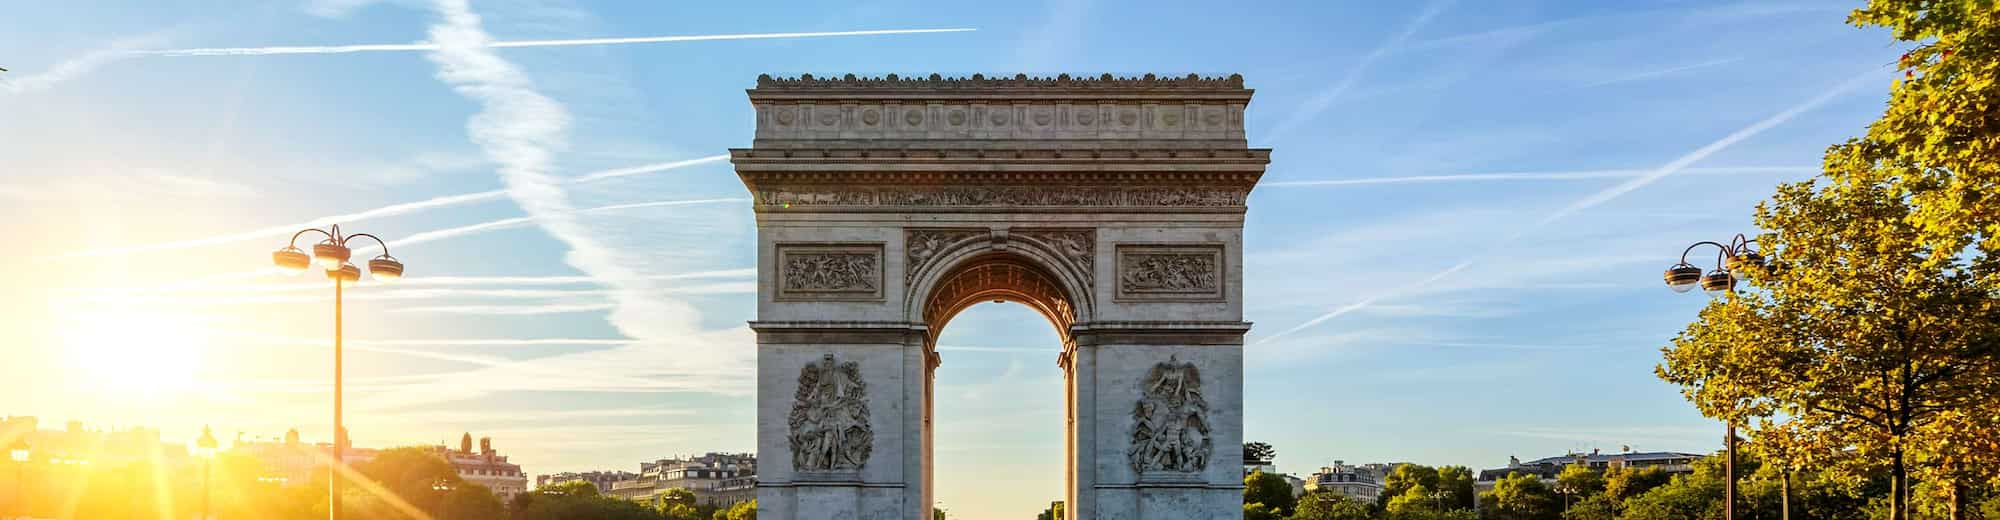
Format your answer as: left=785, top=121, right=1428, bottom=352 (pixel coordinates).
left=461, top=433, right=473, bottom=454
left=480, top=437, right=492, bottom=455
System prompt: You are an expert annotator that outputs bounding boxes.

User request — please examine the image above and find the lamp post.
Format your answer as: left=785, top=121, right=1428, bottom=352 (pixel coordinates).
left=271, top=224, right=406, bottom=520
left=431, top=478, right=454, bottom=517
left=195, top=426, right=219, bottom=520
left=1662, top=233, right=1763, bottom=520
left=9, top=440, right=27, bottom=520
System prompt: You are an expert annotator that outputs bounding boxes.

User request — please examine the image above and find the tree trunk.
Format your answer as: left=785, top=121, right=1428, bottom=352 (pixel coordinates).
left=1949, top=481, right=1966, bottom=520
left=1782, top=470, right=1791, bottom=520
left=1891, top=447, right=1908, bottom=520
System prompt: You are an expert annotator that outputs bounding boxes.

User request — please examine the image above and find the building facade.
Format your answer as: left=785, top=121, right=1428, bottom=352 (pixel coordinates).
left=538, top=470, right=639, bottom=494
left=434, top=434, right=528, bottom=502
left=608, top=452, right=758, bottom=507
left=1304, top=461, right=1388, bottom=502
left=1475, top=449, right=1703, bottom=496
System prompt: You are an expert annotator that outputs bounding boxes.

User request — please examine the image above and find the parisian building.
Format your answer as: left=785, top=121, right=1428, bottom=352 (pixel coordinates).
left=607, top=452, right=757, bottom=507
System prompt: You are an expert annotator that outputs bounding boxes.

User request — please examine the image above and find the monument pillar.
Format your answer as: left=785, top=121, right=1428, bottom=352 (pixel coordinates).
left=734, top=73, right=1268, bottom=520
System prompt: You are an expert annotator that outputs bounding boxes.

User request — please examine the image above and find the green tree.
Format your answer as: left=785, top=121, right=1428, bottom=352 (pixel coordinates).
left=542, top=480, right=601, bottom=498
left=1658, top=2, right=2000, bottom=519
left=1553, top=465, right=1604, bottom=498
left=1843, top=1, right=2000, bottom=291
left=1434, top=466, right=1476, bottom=511
left=438, top=484, right=504, bottom=520
left=1244, top=469, right=1297, bottom=514
left=1035, top=500, right=1063, bottom=520
left=1478, top=472, right=1558, bottom=520
left=1656, top=146, right=2000, bottom=519
left=352, top=446, right=466, bottom=514
left=1291, top=491, right=1375, bottom=520
left=722, top=500, right=757, bottom=520
left=1243, top=502, right=1283, bottom=520
left=1245, top=442, right=1277, bottom=465
left=1379, top=464, right=1441, bottom=509
left=1558, top=494, right=1617, bottom=520
left=1601, top=466, right=1671, bottom=502
left=1618, top=473, right=1722, bottom=520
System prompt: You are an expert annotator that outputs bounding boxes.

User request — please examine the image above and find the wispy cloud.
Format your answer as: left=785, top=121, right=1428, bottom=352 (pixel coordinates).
left=1256, top=69, right=1884, bottom=344
left=1261, top=166, right=1813, bottom=188
left=1262, top=0, right=1454, bottom=143
left=135, top=28, right=975, bottom=57
left=394, top=302, right=617, bottom=315
left=329, top=0, right=761, bottom=415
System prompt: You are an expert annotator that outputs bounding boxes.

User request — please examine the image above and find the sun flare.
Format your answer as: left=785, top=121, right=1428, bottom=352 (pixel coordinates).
left=58, top=308, right=208, bottom=396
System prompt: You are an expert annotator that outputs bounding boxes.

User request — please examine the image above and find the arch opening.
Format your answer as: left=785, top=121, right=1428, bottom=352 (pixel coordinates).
left=920, top=253, right=1077, bottom=350
left=916, top=251, right=1081, bottom=519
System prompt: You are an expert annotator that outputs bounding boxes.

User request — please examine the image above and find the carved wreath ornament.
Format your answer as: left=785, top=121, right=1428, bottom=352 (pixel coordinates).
left=1129, top=355, right=1212, bottom=474
left=790, top=354, right=873, bottom=472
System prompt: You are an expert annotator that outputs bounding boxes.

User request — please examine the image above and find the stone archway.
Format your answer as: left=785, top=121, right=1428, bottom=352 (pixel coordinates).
left=734, top=73, right=1269, bottom=520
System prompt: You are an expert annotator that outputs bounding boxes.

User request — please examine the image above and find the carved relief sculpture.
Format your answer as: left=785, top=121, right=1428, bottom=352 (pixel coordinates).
left=1117, top=245, right=1224, bottom=301
left=790, top=354, right=873, bottom=472
left=905, top=229, right=984, bottom=282
left=1129, top=355, right=1211, bottom=474
left=777, top=244, right=884, bottom=300
left=1016, top=229, right=1096, bottom=284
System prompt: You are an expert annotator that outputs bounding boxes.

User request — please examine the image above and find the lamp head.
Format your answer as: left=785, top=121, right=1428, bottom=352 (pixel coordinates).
left=367, top=256, right=405, bottom=283
left=1701, top=270, right=1736, bottom=296
left=195, top=425, right=219, bottom=459
left=1727, top=250, right=1766, bottom=275
left=272, top=247, right=312, bottom=275
left=332, top=263, right=362, bottom=286
left=313, top=242, right=351, bottom=271
left=1664, top=264, right=1703, bottom=293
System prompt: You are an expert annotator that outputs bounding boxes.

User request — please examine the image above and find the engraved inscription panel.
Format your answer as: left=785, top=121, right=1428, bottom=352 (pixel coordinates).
left=1117, top=245, right=1225, bottom=301
left=777, top=244, right=885, bottom=301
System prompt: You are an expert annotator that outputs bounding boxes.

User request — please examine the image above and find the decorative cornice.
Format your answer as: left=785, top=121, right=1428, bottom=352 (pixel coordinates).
left=755, top=73, right=1246, bottom=91
left=737, top=170, right=1264, bottom=187
left=730, top=148, right=1270, bottom=161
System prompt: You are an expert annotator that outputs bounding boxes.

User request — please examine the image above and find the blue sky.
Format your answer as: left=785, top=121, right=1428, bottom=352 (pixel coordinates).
left=0, top=0, right=1899, bottom=517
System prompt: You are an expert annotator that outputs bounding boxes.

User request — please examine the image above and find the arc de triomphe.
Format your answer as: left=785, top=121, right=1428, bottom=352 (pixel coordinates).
left=732, top=73, right=1269, bottom=520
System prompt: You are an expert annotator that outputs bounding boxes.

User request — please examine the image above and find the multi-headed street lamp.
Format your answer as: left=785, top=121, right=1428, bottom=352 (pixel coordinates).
left=271, top=224, right=406, bottom=520
left=195, top=426, right=219, bottom=520
left=1662, top=232, right=1764, bottom=520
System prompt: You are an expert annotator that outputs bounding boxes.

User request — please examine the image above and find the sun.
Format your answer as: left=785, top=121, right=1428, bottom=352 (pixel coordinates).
left=58, top=308, right=208, bottom=396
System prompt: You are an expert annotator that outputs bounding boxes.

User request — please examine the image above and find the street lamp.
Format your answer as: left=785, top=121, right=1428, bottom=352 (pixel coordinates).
left=271, top=224, right=407, bottom=520
left=9, top=440, right=27, bottom=520
left=1554, top=483, right=1576, bottom=512
left=1662, top=233, right=1764, bottom=520
left=195, top=426, right=219, bottom=520
left=430, top=478, right=455, bottom=517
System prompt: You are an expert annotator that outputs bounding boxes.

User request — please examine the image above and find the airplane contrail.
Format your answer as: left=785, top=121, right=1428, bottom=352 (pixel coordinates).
left=1255, top=69, right=1884, bottom=345
left=43, top=154, right=729, bottom=261
left=130, top=28, right=976, bottom=57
